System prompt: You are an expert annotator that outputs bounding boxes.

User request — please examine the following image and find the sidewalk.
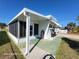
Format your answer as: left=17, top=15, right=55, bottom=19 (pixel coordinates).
left=26, top=46, right=49, bottom=59
left=26, top=36, right=61, bottom=59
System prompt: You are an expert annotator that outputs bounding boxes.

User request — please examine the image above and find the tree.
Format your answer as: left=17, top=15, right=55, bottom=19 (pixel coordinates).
left=0, top=23, right=7, bottom=29
left=0, top=23, right=7, bottom=26
left=67, top=22, right=76, bottom=27
left=66, top=22, right=76, bottom=32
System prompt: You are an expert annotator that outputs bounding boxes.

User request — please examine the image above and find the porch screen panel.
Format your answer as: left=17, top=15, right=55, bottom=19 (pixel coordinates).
left=20, top=21, right=26, bottom=38
left=9, top=21, right=18, bottom=37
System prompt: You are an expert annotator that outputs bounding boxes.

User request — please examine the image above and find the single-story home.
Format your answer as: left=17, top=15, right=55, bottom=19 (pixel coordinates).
left=8, top=8, right=61, bottom=42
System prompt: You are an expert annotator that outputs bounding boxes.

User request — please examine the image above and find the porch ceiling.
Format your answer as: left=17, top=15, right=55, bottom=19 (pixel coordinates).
left=17, top=13, right=48, bottom=22
left=50, top=21, right=61, bottom=27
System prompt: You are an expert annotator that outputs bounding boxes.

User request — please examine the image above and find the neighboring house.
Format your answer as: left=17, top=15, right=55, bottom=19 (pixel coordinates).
left=0, top=23, right=7, bottom=31
left=8, top=8, right=61, bottom=42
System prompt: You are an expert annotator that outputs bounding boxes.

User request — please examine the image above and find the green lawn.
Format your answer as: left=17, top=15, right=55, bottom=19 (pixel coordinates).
left=0, top=31, right=25, bottom=59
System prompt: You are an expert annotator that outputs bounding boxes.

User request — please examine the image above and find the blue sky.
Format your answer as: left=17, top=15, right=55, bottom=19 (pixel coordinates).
left=0, top=0, right=79, bottom=26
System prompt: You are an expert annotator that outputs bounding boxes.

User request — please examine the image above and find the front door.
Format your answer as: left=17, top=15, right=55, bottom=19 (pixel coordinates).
left=30, top=25, right=33, bottom=36
left=34, top=24, right=39, bottom=36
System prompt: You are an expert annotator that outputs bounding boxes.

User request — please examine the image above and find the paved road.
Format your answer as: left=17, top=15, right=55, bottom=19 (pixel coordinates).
left=58, top=33, right=79, bottom=41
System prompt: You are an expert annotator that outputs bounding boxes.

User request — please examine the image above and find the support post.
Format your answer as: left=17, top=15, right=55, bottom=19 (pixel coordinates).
left=25, top=13, right=30, bottom=55
left=18, top=20, right=20, bottom=44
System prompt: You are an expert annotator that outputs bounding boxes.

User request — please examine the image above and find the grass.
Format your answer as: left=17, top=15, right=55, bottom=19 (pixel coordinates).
left=37, top=37, right=61, bottom=55
left=0, top=31, right=25, bottom=59
left=56, top=37, right=79, bottom=59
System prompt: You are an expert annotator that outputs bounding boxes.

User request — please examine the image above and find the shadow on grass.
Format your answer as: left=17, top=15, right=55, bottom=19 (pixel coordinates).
left=62, top=37, right=79, bottom=53
left=0, top=31, right=10, bottom=46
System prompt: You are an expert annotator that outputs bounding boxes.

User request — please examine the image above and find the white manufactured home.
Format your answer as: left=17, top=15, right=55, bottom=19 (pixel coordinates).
left=8, top=8, right=61, bottom=44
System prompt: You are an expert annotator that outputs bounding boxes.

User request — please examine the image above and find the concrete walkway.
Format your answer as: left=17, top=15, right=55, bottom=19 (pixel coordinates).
left=26, top=46, right=50, bottom=59
left=58, top=33, right=79, bottom=41
left=26, top=36, right=61, bottom=59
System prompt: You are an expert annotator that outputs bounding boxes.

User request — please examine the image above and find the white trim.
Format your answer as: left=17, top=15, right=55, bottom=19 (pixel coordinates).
left=50, top=20, right=62, bottom=27
left=46, top=15, right=62, bottom=27
left=8, top=8, right=48, bottom=24
left=18, top=21, right=20, bottom=42
left=46, top=15, right=58, bottom=22
left=8, top=8, right=25, bottom=24
left=8, top=7, right=61, bottom=28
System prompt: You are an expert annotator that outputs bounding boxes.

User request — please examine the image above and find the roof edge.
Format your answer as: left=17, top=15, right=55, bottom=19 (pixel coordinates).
left=8, top=8, right=47, bottom=24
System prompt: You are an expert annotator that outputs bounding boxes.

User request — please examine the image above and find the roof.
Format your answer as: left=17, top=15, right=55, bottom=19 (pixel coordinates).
left=50, top=20, right=62, bottom=27
left=8, top=8, right=48, bottom=24
left=8, top=8, right=61, bottom=27
left=46, top=15, right=58, bottom=22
